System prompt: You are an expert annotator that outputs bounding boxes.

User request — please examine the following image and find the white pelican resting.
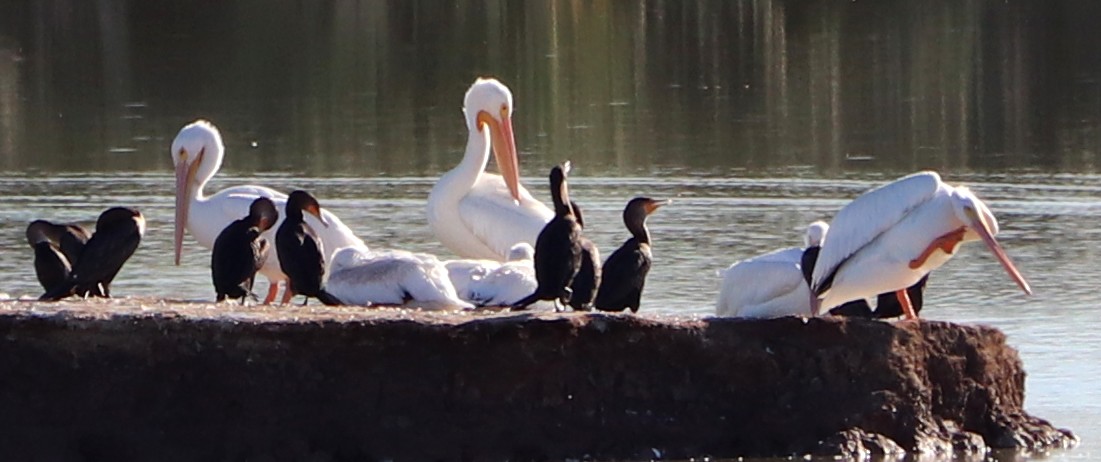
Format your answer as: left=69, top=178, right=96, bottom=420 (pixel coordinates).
left=714, top=221, right=828, bottom=319
left=444, top=258, right=501, bottom=302
left=810, top=171, right=1032, bottom=318
left=172, top=120, right=364, bottom=303
left=427, top=78, right=553, bottom=261
left=445, top=242, right=535, bottom=305
left=466, top=243, right=536, bottom=307
left=325, top=246, right=473, bottom=309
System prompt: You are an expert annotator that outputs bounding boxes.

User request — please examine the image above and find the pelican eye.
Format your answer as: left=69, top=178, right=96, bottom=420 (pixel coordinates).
left=500, top=104, right=509, bottom=119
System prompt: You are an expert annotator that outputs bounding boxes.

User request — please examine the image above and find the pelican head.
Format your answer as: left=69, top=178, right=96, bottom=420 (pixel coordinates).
left=330, top=245, right=369, bottom=274
left=950, top=187, right=1031, bottom=295
left=171, top=120, right=225, bottom=265
left=464, top=78, right=520, bottom=202
left=507, top=242, right=535, bottom=262
left=804, top=220, right=829, bottom=248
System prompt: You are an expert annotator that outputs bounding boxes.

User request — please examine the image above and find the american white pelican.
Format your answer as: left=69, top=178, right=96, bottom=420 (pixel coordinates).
left=810, top=171, right=1032, bottom=318
left=325, top=246, right=474, bottom=309
left=445, top=243, right=535, bottom=305
left=444, top=258, right=501, bottom=302
left=714, top=221, right=828, bottom=319
left=465, top=243, right=536, bottom=307
left=427, top=78, right=553, bottom=261
left=171, top=120, right=364, bottom=303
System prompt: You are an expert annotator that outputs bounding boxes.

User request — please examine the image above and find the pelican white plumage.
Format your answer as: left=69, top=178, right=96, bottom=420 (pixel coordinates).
left=714, top=221, right=828, bottom=319
left=325, top=246, right=473, bottom=309
left=810, top=171, right=1032, bottom=318
left=445, top=242, right=535, bottom=305
left=444, top=258, right=501, bottom=302
left=465, top=243, right=536, bottom=306
left=171, top=120, right=364, bottom=302
left=427, top=78, right=553, bottom=261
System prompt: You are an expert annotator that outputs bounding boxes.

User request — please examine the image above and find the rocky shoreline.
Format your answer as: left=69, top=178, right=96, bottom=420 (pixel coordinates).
left=0, top=298, right=1078, bottom=460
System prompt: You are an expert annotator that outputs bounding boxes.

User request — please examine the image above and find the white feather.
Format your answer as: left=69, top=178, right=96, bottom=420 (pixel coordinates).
left=715, top=247, right=812, bottom=318
left=467, top=258, right=536, bottom=306
left=427, top=79, right=553, bottom=261
left=327, top=246, right=473, bottom=309
left=811, top=171, right=943, bottom=294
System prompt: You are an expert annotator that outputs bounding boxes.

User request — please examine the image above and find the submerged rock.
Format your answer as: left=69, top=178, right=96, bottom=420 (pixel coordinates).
left=0, top=298, right=1078, bottom=460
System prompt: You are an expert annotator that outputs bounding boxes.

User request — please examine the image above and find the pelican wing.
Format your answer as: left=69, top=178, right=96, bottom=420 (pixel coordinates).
left=810, top=171, right=943, bottom=294
left=458, top=175, right=553, bottom=259
left=327, top=247, right=471, bottom=308
left=715, top=247, right=807, bottom=317
left=470, top=260, right=536, bottom=306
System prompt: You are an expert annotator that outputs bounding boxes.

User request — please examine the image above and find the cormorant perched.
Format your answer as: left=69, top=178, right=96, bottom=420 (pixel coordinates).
left=276, top=190, right=342, bottom=306
left=567, top=200, right=600, bottom=311
left=26, top=220, right=91, bottom=296
left=593, top=197, right=669, bottom=313
left=40, top=207, right=144, bottom=301
left=212, top=197, right=278, bottom=304
left=511, top=163, right=582, bottom=311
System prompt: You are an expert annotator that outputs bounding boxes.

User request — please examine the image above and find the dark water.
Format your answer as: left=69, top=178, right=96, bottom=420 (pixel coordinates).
left=0, top=1, right=1098, bottom=459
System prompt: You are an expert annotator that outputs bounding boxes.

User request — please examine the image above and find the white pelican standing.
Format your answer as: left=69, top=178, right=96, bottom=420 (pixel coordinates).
left=714, top=221, right=828, bottom=319
left=325, top=246, right=473, bottom=309
left=427, top=78, right=553, bottom=261
left=809, top=171, right=1032, bottom=318
left=171, top=120, right=364, bottom=303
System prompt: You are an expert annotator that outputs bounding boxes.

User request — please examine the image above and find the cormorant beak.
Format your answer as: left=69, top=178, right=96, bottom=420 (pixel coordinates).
left=645, top=199, right=671, bottom=215
left=307, top=204, right=329, bottom=228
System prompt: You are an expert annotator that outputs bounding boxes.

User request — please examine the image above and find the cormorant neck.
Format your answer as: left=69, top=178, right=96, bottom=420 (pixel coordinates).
left=627, top=218, right=650, bottom=245
left=551, top=176, right=572, bottom=217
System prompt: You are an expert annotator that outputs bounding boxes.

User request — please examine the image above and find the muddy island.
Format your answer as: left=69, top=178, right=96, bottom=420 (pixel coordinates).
left=0, top=298, right=1077, bottom=460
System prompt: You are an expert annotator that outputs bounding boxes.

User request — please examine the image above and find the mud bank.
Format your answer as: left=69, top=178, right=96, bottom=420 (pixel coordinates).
left=0, top=298, right=1077, bottom=460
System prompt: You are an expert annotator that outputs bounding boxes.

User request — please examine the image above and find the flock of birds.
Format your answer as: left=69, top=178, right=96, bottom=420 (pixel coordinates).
left=23, top=77, right=1035, bottom=320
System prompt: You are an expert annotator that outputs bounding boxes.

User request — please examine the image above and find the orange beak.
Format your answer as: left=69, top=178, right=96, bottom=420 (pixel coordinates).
left=644, top=199, right=671, bottom=215
left=968, top=209, right=1032, bottom=295
left=174, top=149, right=203, bottom=265
left=478, top=108, right=521, bottom=203
left=307, top=204, right=329, bottom=228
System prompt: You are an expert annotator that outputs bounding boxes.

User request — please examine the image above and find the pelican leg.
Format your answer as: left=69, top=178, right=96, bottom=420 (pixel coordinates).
left=909, top=227, right=967, bottom=269
left=895, top=289, right=918, bottom=320
left=263, top=282, right=280, bottom=304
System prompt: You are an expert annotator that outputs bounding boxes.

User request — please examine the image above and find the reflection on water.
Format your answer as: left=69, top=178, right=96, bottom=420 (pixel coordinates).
left=1, top=1, right=1101, bottom=174
left=0, top=1, right=1099, bottom=459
